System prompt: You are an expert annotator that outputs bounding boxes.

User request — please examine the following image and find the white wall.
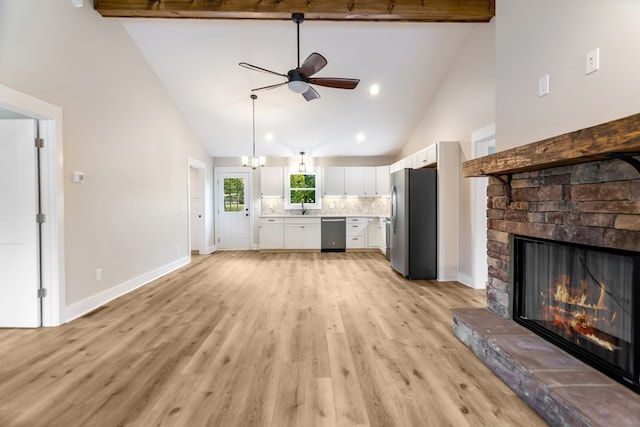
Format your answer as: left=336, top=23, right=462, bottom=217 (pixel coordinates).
left=399, top=22, right=496, bottom=286
left=496, top=0, right=640, bottom=151
left=0, top=1, right=213, bottom=318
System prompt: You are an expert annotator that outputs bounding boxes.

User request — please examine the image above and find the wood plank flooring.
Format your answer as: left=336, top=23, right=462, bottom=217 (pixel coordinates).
left=0, top=251, right=547, bottom=426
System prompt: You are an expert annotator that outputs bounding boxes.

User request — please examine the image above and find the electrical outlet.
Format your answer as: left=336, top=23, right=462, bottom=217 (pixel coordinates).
left=176, top=244, right=180, bottom=253
left=538, top=74, right=550, bottom=97
left=586, top=48, right=600, bottom=75
left=96, top=268, right=102, bottom=281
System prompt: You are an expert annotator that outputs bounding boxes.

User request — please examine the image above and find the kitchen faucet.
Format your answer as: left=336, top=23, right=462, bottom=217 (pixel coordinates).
left=301, top=200, right=306, bottom=215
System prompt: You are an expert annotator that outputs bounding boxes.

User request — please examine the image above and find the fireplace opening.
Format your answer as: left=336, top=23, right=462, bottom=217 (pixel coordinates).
left=513, top=235, right=639, bottom=392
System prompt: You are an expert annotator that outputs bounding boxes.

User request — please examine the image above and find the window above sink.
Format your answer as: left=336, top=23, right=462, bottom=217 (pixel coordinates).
left=285, top=168, right=322, bottom=211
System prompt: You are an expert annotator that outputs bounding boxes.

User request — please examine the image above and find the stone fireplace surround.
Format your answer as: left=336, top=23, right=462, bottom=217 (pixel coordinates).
left=453, top=114, right=640, bottom=426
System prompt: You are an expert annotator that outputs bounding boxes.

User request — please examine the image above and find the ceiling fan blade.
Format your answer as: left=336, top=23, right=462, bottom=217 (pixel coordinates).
left=302, top=86, right=320, bottom=101
left=308, top=77, right=360, bottom=90
left=299, top=53, right=327, bottom=77
left=239, top=62, right=287, bottom=78
left=252, top=82, right=288, bottom=92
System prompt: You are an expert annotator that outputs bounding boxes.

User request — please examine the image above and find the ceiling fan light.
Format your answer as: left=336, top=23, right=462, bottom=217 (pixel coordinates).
left=288, top=80, right=309, bottom=94
left=241, top=156, right=249, bottom=167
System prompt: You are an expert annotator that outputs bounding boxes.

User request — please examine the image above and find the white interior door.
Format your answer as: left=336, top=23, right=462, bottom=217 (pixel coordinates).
left=218, top=172, right=250, bottom=249
left=0, top=119, right=41, bottom=327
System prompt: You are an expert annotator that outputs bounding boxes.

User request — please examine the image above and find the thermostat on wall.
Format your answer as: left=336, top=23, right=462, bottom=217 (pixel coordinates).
left=72, top=171, right=85, bottom=183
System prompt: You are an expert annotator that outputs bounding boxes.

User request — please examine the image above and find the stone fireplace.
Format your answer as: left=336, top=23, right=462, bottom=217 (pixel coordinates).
left=485, top=159, right=640, bottom=391
left=453, top=114, right=640, bottom=426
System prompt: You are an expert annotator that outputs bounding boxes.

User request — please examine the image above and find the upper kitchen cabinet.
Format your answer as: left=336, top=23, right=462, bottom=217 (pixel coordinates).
left=344, top=167, right=365, bottom=196
left=413, top=144, right=437, bottom=169
left=323, top=167, right=345, bottom=196
left=260, top=167, right=283, bottom=197
left=375, top=166, right=390, bottom=196
left=363, top=167, right=377, bottom=196
left=323, top=166, right=390, bottom=197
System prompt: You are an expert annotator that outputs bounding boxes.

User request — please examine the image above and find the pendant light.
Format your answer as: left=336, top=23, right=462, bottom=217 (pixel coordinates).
left=241, top=94, right=265, bottom=169
left=298, top=151, right=307, bottom=173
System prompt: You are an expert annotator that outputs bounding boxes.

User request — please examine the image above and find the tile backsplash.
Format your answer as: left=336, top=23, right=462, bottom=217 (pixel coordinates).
left=261, top=197, right=390, bottom=217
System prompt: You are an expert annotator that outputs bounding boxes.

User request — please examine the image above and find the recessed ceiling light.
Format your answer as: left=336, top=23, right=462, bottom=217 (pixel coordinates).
left=369, top=84, right=380, bottom=96
left=356, top=133, right=366, bottom=142
left=265, top=133, right=273, bottom=142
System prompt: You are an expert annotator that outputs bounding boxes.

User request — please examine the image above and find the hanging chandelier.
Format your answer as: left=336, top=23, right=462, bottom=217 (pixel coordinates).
left=241, top=94, right=265, bottom=169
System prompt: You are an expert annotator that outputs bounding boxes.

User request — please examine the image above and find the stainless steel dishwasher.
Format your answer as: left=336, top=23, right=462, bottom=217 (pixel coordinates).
left=321, top=217, right=346, bottom=252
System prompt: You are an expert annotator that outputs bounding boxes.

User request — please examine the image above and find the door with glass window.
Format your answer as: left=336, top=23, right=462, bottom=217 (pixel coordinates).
left=218, top=172, right=251, bottom=249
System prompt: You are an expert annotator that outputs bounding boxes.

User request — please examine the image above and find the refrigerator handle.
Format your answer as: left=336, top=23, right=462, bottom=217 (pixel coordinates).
left=391, top=185, right=397, bottom=234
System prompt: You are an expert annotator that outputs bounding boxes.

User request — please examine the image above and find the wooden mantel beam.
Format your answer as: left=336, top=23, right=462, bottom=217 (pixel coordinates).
left=93, top=0, right=495, bottom=22
left=462, top=114, right=640, bottom=177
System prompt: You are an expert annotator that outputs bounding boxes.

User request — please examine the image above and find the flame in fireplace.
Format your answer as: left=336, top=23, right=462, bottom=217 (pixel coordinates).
left=544, top=274, right=617, bottom=352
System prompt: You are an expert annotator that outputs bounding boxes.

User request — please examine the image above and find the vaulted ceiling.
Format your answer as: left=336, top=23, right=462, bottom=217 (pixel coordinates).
left=95, top=1, right=494, bottom=159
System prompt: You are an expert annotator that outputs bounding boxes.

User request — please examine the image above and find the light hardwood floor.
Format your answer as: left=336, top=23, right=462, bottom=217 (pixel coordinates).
left=0, top=251, right=547, bottom=426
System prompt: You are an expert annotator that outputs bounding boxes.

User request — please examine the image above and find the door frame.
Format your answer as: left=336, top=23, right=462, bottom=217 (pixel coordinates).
left=0, top=84, right=65, bottom=326
left=471, top=124, right=495, bottom=290
left=188, top=158, right=207, bottom=256
left=214, top=167, right=254, bottom=250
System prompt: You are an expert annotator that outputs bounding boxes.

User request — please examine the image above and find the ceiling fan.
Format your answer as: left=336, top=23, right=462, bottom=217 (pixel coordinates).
left=239, top=13, right=360, bottom=101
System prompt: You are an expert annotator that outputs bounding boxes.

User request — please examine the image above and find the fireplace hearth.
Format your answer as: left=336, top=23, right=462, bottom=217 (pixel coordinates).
left=512, top=235, right=639, bottom=392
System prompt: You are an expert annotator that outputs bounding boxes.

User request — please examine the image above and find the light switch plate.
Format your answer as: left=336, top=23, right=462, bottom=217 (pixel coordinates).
left=538, top=74, right=550, bottom=97
left=586, top=48, right=600, bottom=75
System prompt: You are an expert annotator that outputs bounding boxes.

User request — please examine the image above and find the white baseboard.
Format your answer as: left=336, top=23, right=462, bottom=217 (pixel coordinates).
left=456, top=272, right=474, bottom=288
left=65, top=256, right=190, bottom=322
left=202, top=245, right=216, bottom=254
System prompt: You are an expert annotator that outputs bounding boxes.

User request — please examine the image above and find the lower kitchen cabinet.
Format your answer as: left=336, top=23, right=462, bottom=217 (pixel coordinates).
left=346, top=217, right=368, bottom=249
left=284, top=217, right=320, bottom=249
left=367, top=218, right=383, bottom=249
left=259, top=217, right=284, bottom=249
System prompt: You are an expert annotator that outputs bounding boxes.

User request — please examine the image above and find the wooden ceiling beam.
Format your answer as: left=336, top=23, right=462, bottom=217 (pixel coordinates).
left=93, top=0, right=495, bottom=23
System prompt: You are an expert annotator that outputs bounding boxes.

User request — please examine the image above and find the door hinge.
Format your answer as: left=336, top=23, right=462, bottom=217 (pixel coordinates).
left=38, top=288, right=47, bottom=298
left=36, top=213, right=46, bottom=223
left=35, top=138, right=44, bottom=148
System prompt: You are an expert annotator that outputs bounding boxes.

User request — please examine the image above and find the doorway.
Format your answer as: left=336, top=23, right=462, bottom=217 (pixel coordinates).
left=216, top=170, right=251, bottom=250
left=472, top=124, right=495, bottom=290
left=188, top=159, right=206, bottom=255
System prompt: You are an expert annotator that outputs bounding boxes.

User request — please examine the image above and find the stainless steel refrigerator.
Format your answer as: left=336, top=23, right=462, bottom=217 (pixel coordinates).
left=390, top=168, right=437, bottom=279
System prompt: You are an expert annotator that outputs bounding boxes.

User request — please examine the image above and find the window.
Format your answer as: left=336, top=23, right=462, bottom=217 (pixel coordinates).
left=285, top=170, right=321, bottom=210
left=223, top=177, right=245, bottom=212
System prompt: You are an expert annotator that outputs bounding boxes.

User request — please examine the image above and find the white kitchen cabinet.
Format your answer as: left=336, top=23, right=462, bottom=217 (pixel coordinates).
left=284, top=217, right=321, bottom=249
left=367, top=218, right=383, bottom=248
left=375, top=165, right=390, bottom=196
left=260, top=167, right=283, bottom=197
left=302, top=223, right=321, bottom=248
left=346, top=217, right=367, bottom=249
left=259, top=217, right=284, bottom=249
left=344, top=167, right=365, bottom=196
left=425, top=144, right=437, bottom=166
left=413, top=148, right=429, bottom=169
left=323, top=167, right=345, bottom=196
left=363, top=167, right=377, bottom=196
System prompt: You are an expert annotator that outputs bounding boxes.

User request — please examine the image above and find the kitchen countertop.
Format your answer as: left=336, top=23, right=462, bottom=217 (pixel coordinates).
left=260, top=214, right=389, bottom=219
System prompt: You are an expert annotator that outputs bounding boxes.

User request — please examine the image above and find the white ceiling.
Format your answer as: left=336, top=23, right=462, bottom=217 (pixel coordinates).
left=122, top=18, right=475, bottom=159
